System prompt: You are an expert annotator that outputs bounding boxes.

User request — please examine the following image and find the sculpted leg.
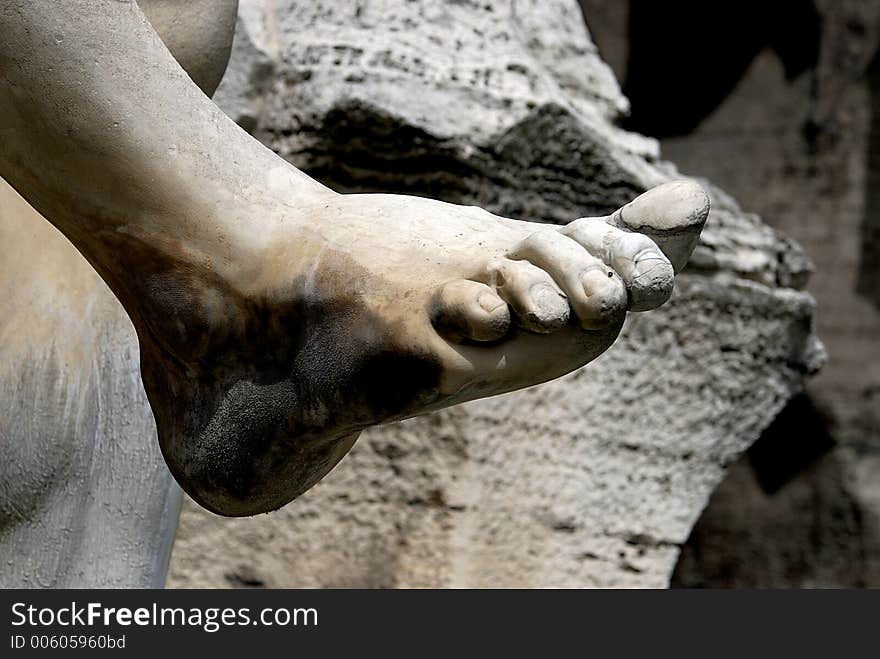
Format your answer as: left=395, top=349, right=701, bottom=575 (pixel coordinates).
left=0, top=1, right=708, bottom=515
left=0, top=0, right=238, bottom=586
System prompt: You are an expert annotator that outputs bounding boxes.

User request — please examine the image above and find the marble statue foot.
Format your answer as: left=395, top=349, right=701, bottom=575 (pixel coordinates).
left=137, top=180, right=708, bottom=515
left=0, top=0, right=708, bottom=516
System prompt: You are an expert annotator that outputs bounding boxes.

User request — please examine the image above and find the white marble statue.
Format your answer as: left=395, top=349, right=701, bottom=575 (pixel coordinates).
left=0, top=0, right=706, bottom=531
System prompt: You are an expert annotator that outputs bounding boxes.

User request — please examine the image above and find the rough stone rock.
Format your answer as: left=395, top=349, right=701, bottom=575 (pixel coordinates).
left=168, top=0, right=824, bottom=588
left=579, top=0, right=880, bottom=587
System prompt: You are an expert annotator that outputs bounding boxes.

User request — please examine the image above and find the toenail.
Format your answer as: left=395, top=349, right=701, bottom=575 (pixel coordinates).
left=530, top=283, right=565, bottom=304
left=529, top=283, right=568, bottom=318
left=634, top=248, right=665, bottom=264
left=478, top=292, right=506, bottom=314
left=580, top=269, right=625, bottom=321
left=631, top=251, right=674, bottom=284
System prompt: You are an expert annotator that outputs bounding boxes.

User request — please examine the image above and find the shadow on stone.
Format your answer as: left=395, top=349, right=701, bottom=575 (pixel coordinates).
left=747, top=392, right=836, bottom=494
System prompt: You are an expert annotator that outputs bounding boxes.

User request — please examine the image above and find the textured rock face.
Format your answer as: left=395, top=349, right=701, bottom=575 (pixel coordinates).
left=0, top=180, right=180, bottom=588
left=168, top=0, right=823, bottom=587
left=579, top=0, right=880, bottom=587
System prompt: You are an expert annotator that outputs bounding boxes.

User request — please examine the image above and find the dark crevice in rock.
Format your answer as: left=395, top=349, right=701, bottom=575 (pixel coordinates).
left=747, top=392, right=836, bottom=494
left=621, top=0, right=821, bottom=138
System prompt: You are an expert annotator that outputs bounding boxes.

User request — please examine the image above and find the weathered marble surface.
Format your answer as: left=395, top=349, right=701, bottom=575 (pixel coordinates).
left=0, top=179, right=180, bottom=588
left=0, top=0, right=240, bottom=587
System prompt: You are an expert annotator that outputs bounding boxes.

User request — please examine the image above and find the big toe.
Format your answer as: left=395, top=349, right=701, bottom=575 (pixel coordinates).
left=610, top=179, right=709, bottom=273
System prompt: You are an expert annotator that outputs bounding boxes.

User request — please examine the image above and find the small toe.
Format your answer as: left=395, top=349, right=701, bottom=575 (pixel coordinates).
left=430, top=279, right=511, bottom=342
left=485, top=257, right=570, bottom=333
left=560, top=220, right=674, bottom=311
left=508, top=230, right=626, bottom=330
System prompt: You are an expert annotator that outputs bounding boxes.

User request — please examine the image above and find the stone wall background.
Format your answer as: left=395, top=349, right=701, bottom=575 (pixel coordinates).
left=167, top=0, right=823, bottom=588
left=582, top=0, right=880, bottom=587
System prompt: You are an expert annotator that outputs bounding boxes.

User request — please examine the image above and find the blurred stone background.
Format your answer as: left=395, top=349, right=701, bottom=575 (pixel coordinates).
left=581, top=0, right=880, bottom=587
